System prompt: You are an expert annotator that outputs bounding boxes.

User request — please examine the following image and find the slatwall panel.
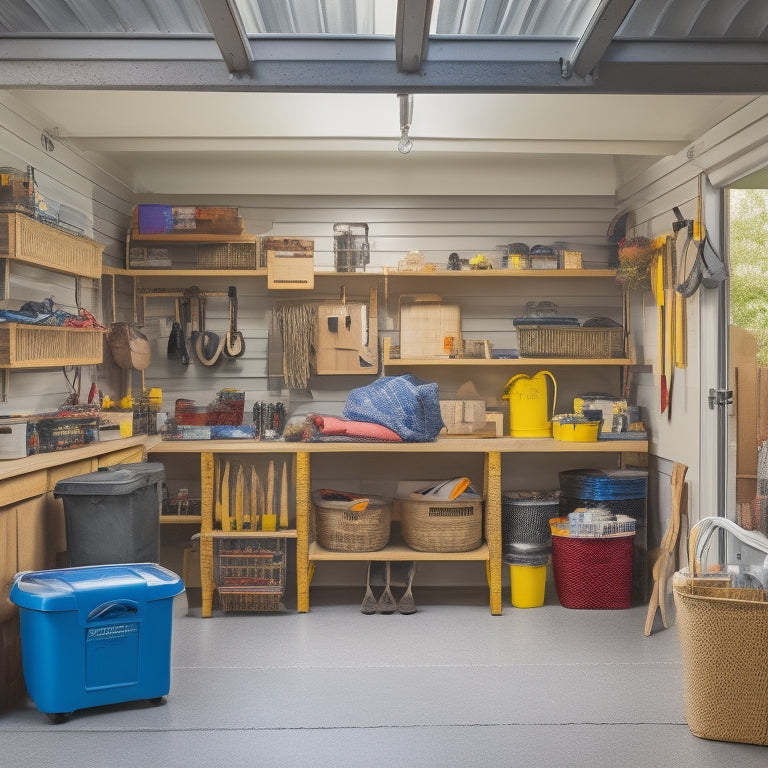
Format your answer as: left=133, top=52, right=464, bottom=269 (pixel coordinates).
left=133, top=194, right=620, bottom=423
left=0, top=94, right=133, bottom=414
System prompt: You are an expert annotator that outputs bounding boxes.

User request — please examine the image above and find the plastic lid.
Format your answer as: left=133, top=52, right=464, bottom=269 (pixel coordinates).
left=10, top=563, right=183, bottom=612
left=53, top=463, right=165, bottom=496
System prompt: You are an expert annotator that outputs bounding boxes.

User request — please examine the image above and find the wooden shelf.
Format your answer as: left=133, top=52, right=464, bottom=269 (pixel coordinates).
left=382, top=268, right=617, bottom=278
left=161, top=515, right=202, bottom=525
left=382, top=337, right=629, bottom=367
left=129, top=232, right=258, bottom=245
left=204, top=530, right=297, bottom=539
left=309, top=541, right=489, bottom=562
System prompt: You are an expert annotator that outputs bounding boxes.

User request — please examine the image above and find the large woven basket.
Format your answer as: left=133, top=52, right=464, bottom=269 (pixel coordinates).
left=398, top=497, right=483, bottom=552
left=313, top=493, right=392, bottom=552
left=673, top=573, right=768, bottom=745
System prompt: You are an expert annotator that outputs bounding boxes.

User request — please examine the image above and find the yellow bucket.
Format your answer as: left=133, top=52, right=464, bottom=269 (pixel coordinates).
left=509, top=564, right=547, bottom=608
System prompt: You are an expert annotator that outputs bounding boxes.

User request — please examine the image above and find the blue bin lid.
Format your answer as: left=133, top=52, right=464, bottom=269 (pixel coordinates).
left=10, top=563, right=183, bottom=612
left=53, top=462, right=165, bottom=497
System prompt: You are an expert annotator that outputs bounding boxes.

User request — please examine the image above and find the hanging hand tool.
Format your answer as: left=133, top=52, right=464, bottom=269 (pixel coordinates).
left=193, top=292, right=225, bottom=366
left=663, top=237, right=675, bottom=418
left=651, top=250, right=667, bottom=414
left=224, top=285, right=245, bottom=357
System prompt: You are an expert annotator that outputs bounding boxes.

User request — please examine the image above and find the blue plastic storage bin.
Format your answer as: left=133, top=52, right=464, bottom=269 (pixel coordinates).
left=10, top=563, right=184, bottom=720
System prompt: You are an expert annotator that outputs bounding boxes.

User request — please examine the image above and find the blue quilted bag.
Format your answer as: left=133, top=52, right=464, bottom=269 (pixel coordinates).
left=343, top=374, right=445, bottom=442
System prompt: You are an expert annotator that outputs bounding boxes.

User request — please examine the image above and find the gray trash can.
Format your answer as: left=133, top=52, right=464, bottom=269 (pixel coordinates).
left=54, top=462, right=165, bottom=566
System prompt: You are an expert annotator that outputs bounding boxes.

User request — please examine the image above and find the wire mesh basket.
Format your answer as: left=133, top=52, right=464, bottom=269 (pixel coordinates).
left=502, top=490, right=559, bottom=551
left=214, top=537, right=286, bottom=612
left=333, top=222, right=370, bottom=272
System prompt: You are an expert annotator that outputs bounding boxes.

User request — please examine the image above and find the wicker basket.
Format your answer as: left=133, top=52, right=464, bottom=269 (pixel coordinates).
left=197, top=239, right=261, bottom=269
left=397, top=497, right=483, bottom=552
left=214, top=537, right=286, bottom=612
left=517, top=326, right=623, bottom=358
left=312, top=493, right=392, bottom=552
left=673, top=575, right=768, bottom=745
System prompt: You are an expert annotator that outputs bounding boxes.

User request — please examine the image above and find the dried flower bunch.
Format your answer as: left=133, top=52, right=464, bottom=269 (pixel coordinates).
left=616, top=235, right=655, bottom=290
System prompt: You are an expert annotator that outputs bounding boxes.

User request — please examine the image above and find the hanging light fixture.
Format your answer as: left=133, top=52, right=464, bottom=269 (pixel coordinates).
left=397, top=93, right=413, bottom=154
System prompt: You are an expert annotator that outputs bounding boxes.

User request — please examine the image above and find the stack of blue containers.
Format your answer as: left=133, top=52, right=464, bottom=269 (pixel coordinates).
left=558, top=469, right=649, bottom=601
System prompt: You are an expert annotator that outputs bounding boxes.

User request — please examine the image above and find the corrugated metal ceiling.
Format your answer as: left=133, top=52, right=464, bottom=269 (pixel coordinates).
left=1, top=0, right=766, bottom=38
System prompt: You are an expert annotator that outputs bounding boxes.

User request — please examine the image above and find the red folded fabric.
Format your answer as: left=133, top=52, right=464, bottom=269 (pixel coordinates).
left=312, top=414, right=402, bottom=442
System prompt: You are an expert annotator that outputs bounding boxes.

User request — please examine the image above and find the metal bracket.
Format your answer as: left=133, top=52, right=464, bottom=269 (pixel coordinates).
left=708, top=388, right=733, bottom=410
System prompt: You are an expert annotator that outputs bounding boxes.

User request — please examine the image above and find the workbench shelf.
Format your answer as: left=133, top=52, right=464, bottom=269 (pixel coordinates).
left=146, top=437, right=647, bottom=618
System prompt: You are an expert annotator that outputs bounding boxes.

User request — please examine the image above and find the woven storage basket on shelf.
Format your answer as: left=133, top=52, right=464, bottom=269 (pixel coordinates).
left=312, top=493, right=392, bottom=552
left=397, top=497, right=483, bottom=552
left=517, top=326, right=622, bottom=358
left=197, top=240, right=260, bottom=270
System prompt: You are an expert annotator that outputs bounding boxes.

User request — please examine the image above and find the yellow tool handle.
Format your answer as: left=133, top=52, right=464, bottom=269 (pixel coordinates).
left=674, top=292, right=687, bottom=368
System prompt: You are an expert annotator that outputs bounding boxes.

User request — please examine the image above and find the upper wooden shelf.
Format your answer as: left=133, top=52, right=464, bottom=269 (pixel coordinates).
left=105, top=266, right=267, bottom=278
left=382, top=268, right=618, bottom=279
left=129, top=231, right=258, bottom=245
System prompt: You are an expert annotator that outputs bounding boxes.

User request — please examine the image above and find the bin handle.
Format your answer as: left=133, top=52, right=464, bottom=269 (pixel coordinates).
left=87, top=600, right=139, bottom=623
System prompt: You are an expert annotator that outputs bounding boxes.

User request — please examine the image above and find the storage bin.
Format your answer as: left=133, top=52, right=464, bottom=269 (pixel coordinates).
left=54, top=462, right=165, bottom=566
left=558, top=469, right=648, bottom=601
left=214, top=537, right=287, bottom=612
left=312, top=492, right=392, bottom=552
left=397, top=497, right=483, bottom=552
left=510, top=563, right=547, bottom=608
left=550, top=532, right=634, bottom=609
left=501, top=490, right=558, bottom=554
left=9, top=563, right=184, bottom=720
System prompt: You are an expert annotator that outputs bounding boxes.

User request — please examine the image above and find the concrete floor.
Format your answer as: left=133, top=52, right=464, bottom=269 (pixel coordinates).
left=2, top=581, right=767, bottom=768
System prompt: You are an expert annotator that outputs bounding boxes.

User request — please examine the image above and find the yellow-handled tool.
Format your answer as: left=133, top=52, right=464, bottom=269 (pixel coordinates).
left=279, top=460, right=289, bottom=529
left=262, top=459, right=277, bottom=532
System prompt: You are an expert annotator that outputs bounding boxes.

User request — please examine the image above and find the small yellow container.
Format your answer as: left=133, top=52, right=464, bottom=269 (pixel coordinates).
left=551, top=419, right=600, bottom=442
left=509, top=564, right=547, bottom=608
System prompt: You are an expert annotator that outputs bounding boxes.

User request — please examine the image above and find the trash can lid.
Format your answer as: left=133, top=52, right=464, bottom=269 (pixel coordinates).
left=53, top=463, right=165, bottom=497
left=10, top=563, right=183, bottom=612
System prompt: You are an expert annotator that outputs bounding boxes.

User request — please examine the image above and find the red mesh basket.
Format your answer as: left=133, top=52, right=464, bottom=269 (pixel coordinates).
left=175, top=397, right=244, bottom=426
left=551, top=534, right=634, bottom=609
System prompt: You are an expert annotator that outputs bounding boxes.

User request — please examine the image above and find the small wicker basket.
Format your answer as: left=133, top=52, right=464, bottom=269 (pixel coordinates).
left=312, top=493, right=392, bottom=552
left=397, top=497, right=483, bottom=552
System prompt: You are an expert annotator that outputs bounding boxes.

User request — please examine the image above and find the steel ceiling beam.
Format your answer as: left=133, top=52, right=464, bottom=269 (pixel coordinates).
left=563, top=0, right=638, bottom=80
left=396, top=0, right=433, bottom=73
left=0, top=37, right=766, bottom=94
left=198, top=0, right=251, bottom=73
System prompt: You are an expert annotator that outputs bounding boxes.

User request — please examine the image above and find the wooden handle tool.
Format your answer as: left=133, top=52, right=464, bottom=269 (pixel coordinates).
left=262, top=459, right=277, bottom=531
left=221, top=459, right=231, bottom=532
left=249, top=465, right=260, bottom=531
left=234, top=464, right=244, bottom=532
left=279, top=460, right=289, bottom=529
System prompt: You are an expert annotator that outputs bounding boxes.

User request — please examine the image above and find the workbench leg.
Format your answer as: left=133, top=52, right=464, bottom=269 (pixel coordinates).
left=485, top=451, right=502, bottom=615
left=200, top=452, right=215, bottom=618
left=295, top=451, right=311, bottom=612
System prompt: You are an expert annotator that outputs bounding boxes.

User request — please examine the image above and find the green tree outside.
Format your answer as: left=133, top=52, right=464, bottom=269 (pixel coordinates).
left=729, top=189, right=768, bottom=366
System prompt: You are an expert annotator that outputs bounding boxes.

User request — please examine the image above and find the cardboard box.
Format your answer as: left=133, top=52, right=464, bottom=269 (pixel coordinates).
left=267, top=247, right=314, bottom=289
left=315, top=301, right=378, bottom=374
left=440, top=399, right=488, bottom=435
left=400, top=300, right=461, bottom=359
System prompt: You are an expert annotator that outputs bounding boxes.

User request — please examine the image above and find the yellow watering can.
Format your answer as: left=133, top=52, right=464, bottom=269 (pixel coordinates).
left=502, top=370, right=557, bottom=437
